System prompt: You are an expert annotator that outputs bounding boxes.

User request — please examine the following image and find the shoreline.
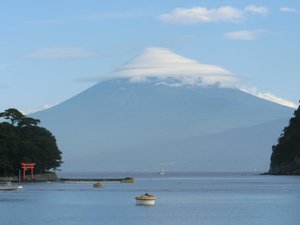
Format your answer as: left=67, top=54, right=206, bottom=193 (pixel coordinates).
left=0, top=172, right=134, bottom=183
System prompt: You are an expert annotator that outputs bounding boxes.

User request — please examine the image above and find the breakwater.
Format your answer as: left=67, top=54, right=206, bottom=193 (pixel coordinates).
left=1, top=173, right=134, bottom=183
left=60, top=177, right=134, bottom=183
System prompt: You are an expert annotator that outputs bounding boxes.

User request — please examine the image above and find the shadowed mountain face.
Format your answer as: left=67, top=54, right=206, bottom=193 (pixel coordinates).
left=33, top=78, right=293, bottom=172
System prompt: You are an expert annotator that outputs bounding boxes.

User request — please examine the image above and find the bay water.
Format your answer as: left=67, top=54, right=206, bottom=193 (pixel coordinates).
left=0, top=172, right=299, bottom=225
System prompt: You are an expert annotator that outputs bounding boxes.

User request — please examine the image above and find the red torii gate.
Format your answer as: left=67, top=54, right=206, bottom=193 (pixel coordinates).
left=21, top=163, right=36, bottom=181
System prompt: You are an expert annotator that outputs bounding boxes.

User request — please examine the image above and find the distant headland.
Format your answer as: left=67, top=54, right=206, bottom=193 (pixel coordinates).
left=268, top=103, right=300, bottom=175
left=0, top=108, right=62, bottom=177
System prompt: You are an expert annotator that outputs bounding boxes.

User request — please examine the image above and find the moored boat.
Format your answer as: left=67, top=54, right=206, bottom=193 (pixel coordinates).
left=158, top=169, right=165, bottom=175
left=135, top=193, right=156, bottom=205
left=93, top=182, right=104, bottom=188
left=0, top=182, right=19, bottom=191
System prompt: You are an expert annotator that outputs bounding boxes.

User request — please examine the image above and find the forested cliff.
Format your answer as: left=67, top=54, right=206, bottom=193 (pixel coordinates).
left=0, top=108, right=62, bottom=175
left=269, top=103, right=300, bottom=175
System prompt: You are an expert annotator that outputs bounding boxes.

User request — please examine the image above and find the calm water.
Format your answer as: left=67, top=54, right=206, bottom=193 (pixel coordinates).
left=0, top=173, right=299, bottom=225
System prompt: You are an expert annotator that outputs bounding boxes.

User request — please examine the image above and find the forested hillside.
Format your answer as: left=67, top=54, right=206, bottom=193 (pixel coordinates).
left=269, top=103, right=300, bottom=175
left=0, top=108, right=62, bottom=175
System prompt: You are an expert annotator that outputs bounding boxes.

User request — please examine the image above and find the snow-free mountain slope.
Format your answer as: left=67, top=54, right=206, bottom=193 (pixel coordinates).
left=33, top=78, right=293, bottom=171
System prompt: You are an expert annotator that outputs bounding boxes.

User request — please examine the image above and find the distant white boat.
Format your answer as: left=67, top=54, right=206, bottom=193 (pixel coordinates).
left=135, top=193, right=156, bottom=205
left=0, top=182, right=19, bottom=191
left=158, top=169, right=165, bottom=175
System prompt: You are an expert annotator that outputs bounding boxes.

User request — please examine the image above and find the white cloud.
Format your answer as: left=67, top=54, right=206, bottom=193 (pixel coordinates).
left=279, top=7, right=297, bottom=13
left=99, top=47, right=296, bottom=109
left=245, top=5, right=269, bottom=16
left=22, top=103, right=56, bottom=115
left=157, top=6, right=244, bottom=24
left=113, top=47, right=240, bottom=87
left=240, top=87, right=298, bottom=109
left=225, top=29, right=267, bottom=40
left=27, top=48, right=96, bottom=59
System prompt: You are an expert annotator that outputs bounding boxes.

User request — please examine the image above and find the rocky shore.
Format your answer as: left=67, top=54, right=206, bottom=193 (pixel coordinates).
left=268, top=158, right=300, bottom=175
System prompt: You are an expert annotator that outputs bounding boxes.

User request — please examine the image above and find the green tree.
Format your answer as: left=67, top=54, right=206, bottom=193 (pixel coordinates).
left=18, top=117, right=41, bottom=127
left=0, top=108, right=40, bottom=127
left=269, top=102, right=300, bottom=175
left=0, top=108, right=24, bottom=126
left=18, top=126, right=62, bottom=172
left=0, top=122, right=19, bottom=175
left=0, top=108, right=62, bottom=175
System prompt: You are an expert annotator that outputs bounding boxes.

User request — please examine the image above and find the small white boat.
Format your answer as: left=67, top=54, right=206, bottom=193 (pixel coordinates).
left=135, top=193, right=156, bottom=205
left=158, top=169, right=165, bottom=175
left=0, top=182, right=19, bottom=191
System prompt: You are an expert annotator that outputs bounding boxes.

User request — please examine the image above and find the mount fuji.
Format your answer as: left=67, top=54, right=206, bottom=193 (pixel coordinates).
left=32, top=48, right=294, bottom=172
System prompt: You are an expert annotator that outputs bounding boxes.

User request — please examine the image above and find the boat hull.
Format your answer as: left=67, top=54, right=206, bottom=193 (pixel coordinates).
left=136, top=199, right=156, bottom=206
left=0, top=185, right=18, bottom=191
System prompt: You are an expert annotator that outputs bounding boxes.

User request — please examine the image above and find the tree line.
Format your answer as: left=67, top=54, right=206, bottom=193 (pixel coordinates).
left=0, top=108, right=62, bottom=175
left=269, top=102, right=300, bottom=174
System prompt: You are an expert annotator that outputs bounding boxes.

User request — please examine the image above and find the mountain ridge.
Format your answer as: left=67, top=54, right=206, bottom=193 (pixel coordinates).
left=32, top=78, right=293, bottom=172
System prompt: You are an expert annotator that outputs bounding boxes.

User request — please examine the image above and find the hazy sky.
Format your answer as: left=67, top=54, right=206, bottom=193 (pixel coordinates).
left=1, top=0, right=299, bottom=114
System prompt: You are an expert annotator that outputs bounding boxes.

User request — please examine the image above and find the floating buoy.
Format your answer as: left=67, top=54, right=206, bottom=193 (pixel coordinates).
left=93, top=182, right=104, bottom=188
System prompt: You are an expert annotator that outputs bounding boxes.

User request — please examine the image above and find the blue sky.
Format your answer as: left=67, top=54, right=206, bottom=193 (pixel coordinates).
left=1, top=0, right=299, bottom=113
